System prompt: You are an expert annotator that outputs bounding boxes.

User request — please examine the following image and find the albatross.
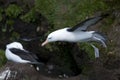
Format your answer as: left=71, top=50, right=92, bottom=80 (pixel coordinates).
left=41, top=14, right=108, bottom=58
left=5, top=42, right=44, bottom=70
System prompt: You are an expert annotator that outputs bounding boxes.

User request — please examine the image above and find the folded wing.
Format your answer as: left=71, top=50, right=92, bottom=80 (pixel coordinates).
left=9, top=48, right=40, bottom=64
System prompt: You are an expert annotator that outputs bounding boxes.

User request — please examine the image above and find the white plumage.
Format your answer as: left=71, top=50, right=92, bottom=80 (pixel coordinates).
left=5, top=42, right=43, bottom=64
left=47, top=28, right=95, bottom=42
left=41, top=14, right=108, bottom=58
left=5, top=42, right=30, bottom=63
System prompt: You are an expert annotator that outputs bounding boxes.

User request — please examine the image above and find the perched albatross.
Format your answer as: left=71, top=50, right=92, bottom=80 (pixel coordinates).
left=41, top=14, right=108, bottom=58
left=5, top=42, right=44, bottom=70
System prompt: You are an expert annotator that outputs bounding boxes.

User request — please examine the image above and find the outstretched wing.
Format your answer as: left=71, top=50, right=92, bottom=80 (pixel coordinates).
left=67, top=14, right=109, bottom=32
left=9, top=48, right=39, bottom=62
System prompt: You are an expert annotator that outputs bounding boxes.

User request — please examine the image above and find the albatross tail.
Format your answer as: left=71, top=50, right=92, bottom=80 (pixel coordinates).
left=92, top=32, right=107, bottom=47
left=28, top=61, right=45, bottom=71
left=33, top=63, right=45, bottom=71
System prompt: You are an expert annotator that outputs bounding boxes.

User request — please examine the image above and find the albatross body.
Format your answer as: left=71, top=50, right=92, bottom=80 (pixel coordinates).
left=42, top=14, right=108, bottom=58
left=5, top=42, right=43, bottom=64
left=46, top=28, right=95, bottom=42
left=5, top=42, right=44, bottom=70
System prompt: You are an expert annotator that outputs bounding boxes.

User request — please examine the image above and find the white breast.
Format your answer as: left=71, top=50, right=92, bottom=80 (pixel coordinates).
left=51, top=28, right=94, bottom=42
left=5, top=49, right=30, bottom=63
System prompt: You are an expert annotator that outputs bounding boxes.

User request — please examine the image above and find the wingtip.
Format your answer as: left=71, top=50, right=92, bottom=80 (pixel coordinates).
left=30, top=62, right=45, bottom=65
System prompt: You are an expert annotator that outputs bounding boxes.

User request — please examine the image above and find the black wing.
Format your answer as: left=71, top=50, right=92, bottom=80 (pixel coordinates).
left=9, top=48, right=39, bottom=62
left=67, top=14, right=109, bottom=32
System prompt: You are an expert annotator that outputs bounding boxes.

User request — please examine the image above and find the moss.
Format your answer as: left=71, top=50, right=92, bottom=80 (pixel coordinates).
left=79, top=43, right=96, bottom=60
left=100, top=17, right=115, bottom=32
left=0, top=7, right=3, bottom=22
left=1, top=25, right=7, bottom=32
left=35, top=0, right=57, bottom=24
left=106, top=0, right=120, bottom=10
left=10, top=32, right=20, bottom=41
left=0, top=49, right=7, bottom=67
left=5, top=4, right=23, bottom=18
left=6, top=19, right=14, bottom=26
left=20, top=8, right=37, bottom=23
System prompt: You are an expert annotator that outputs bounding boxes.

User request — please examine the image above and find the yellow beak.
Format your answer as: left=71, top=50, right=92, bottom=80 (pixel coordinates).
left=41, top=40, right=48, bottom=46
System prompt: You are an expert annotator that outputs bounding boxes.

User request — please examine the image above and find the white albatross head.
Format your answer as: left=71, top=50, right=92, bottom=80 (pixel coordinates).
left=41, top=32, right=58, bottom=46
left=6, top=42, right=24, bottom=50
left=41, top=28, right=68, bottom=46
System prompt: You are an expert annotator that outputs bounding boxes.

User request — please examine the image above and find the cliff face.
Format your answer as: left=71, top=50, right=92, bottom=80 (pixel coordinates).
left=0, top=0, right=120, bottom=80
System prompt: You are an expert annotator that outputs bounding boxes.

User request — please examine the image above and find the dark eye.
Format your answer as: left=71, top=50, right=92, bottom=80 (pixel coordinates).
left=48, top=37, right=52, bottom=39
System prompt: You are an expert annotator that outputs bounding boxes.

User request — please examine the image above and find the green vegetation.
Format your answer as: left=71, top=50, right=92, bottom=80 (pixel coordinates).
left=0, top=7, right=3, bottom=21
left=79, top=43, right=95, bottom=59
left=0, top=0, right=119, bottom=77
left=10, top=32, right=20, bottom=41
left=35, top=0, right=109, bottom=29
left=5, top=4, right=23, bottom=18
left=0, top=50, right=7, bottom=67
left=20, top=8, right=37, bottom=23
left=35, top=0, right=57, bottom=24
left=6, top=19, right=14, bottom=26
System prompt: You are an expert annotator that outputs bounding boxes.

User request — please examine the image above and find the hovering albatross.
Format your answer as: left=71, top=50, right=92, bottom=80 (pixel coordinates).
left=5, top=42, right=44, bottom=70
left=41, top=14, right=108, bottom=58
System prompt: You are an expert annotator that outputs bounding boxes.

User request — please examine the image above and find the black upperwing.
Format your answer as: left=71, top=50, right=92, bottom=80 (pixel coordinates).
left=9, top=48, right=39, bottom=63
left=67, top=14, right=109, bottom=32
